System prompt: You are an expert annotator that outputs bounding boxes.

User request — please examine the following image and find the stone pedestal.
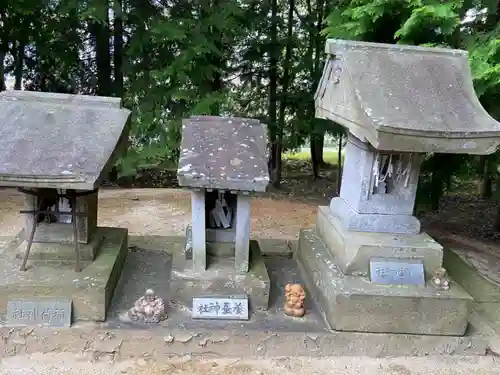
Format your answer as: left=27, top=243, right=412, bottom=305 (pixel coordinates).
left=171, top=240, right=270, bottom=311
left=297, top=227, right=472, bottom=335
left=177, top=189, right=271, bottom=311
left=0, top=227, right=128, bottom=322
left=316, top=206, right=442, bottom=276
left=18, top=190, right=102, bottom=263
left=296, top=134, right=473, bottom=335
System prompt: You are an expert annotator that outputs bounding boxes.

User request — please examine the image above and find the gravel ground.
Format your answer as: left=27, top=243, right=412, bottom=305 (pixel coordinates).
left=1, top=353, right=500, bottom=375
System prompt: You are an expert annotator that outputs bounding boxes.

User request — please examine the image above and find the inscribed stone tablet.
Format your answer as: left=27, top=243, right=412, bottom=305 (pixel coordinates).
left=192, top=296, right=249, bottom=320
left=369, top=258, right=425, bottom=285
left=7, top=299, right=72, bottom=327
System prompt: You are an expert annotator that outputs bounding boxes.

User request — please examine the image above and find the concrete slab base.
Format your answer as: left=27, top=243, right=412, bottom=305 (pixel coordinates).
left=296, top=228, right=473, bottom=335
left=316, top=206, right=443, bottom=276
left=0, top=227, right=128, bottom=322
left=170, top=240, right=271, bottom=310
left=0, top=234, right=490, bottom=358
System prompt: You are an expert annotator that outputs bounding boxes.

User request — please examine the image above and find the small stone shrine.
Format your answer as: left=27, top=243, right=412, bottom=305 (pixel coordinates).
left=172, top=115, right=271, bottom=314
left=0, top=91, right=131, bottom=323
left=297, top=40, right=500, bottom=335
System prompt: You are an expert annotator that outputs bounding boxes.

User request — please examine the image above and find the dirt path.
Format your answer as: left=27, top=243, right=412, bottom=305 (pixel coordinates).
left=1, top=353, right=499, bottom=375
left=0, top=188, right=317, bottom=240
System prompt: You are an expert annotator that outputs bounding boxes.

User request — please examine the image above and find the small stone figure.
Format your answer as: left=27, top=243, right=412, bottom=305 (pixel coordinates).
left=128, top=289, right=166, bottom=323
left=431, top=267, right=450, bottom=291
left=284, top=283, right=306, bottom=317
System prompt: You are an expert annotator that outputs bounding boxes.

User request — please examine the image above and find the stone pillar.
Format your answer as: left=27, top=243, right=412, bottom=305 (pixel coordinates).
left=330, top=134, right=423, bottom=234
left=234, top=194, right=251, bottom=273
left=191, top=190, right=206, bottom=272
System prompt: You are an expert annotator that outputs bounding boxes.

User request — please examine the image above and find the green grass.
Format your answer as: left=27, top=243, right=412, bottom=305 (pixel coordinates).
left=284, top=150, right=342, bottom=164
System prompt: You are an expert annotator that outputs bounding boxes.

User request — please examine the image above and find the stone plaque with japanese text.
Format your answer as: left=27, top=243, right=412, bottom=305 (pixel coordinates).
left=192, top=296, right=249, bottom=320
left=7, top=299, right=72, bottom=327
left=369, top=258, right=425, bottom=286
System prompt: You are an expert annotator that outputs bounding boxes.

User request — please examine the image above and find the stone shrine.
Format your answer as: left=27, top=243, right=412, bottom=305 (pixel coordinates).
left=297, top=40, right=500, bottom=335
left=171, top=115, right=271, bottom=312
left=0, top=91, right=131, bottom=322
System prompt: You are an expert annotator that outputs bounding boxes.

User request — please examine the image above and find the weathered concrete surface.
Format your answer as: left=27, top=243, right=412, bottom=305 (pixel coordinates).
left=315, top=39, right=500, bottom=154
left=0, top=223, right=495, bottom=359
left=170, top=240, right=271, bottom=310
left=14, top=228, right=104, bottom=262
left=0, top=91, right=131, bottom=190
left=109, top=236, right=327, bottom=333
left=177, top=116, right=269, bottom=192
left=4, top=353, right=500, bottom=375
left=316, top=206, right=442, bottom=276
left=297, top=228, right=472, bottom=335
left=428, top=232, right=500, bottom=342
left=0, top=322, right=489, bottom=360
left=0, top=227, right=128, bottom=321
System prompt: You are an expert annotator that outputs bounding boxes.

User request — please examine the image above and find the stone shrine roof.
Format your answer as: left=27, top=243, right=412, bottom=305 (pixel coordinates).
left=0, top=91, right=131, bottom=190
left=315, top=39, right=500, bottom=154
left=177, top=116, right=269, bottom=192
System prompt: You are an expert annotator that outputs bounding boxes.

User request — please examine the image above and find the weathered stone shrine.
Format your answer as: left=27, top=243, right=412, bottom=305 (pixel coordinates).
left=172, top=115, right=271, bottom=311
left=297, top=40, right=500, bottom=335
left=0, top=91, right=131, bottom=323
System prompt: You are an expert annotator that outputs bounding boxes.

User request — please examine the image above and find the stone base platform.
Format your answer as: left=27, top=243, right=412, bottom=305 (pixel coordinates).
left=170, top=240, right=270, bottom=310
left=316, top=206, right=443, bottom=276
left=0, top=227, right=128, bottom=322
left=296, top=228, right=473, bottom=335
left=14, top=227, right=106, bottom=262
left=103, top=235, right=488, bottom=357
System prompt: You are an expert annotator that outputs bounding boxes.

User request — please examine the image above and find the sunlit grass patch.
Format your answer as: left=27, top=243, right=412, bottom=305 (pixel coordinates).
left=284, top=150, right=341, bottom=164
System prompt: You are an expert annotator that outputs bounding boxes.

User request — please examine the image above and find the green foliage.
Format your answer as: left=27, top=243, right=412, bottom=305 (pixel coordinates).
left=468, top=30, right=500, bottom=107
left=323, top=0, right=500, bottom=211
left=1, top=0, right=500, bottom=191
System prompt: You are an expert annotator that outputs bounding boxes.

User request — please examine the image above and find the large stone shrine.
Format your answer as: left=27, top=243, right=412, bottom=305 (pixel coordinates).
left=171, top=115, right=271, bottom=313
left=297, top=40, right=500, bottom=335
left=0, top=91, right=131, bottom=323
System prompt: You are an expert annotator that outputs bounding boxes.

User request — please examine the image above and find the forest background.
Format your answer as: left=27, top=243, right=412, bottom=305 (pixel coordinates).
left=1, top=0, right=500, bottom=230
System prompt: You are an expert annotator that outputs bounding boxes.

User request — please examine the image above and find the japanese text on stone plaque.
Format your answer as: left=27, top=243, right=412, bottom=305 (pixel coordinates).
left=7, top=300, right=72, bottom=327
left=369, top=258, right=425, bottom=286
left=192, top=297, right=249, bottom=320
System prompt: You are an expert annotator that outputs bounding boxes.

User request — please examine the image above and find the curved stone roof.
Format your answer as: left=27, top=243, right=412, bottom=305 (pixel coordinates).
left=315, top=39, right=500, bottom=154
left=177, top=116, right=269, bottom=192
left=0, top=91, right=131, bottom=189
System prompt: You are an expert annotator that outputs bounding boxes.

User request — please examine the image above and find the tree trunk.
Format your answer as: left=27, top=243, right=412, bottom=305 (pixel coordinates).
left=337, top=132, right=343, bottom=194
left=494, top=204, right=500, bottom=232
left=310, top=136, right=320, bottom=179
left=113, top=0, right=124, bottom=98
left=90, top=2, right=112, bottom=96
left=481, top=155, right=495, bottom=199
left=276, top=0, right=294, bottom=186
left=0, top=45, right=6, bottom=92
left=313, top=134, right=324, bottom=164
left=308, top=0, right=326, bottom=178
left=429, top=154, right=450, bottom=211
left=268, top=0, right=280, bottom=187
left=208, top=0, right=223, bottom=116
left=14, top=41, right=25, bottom=90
